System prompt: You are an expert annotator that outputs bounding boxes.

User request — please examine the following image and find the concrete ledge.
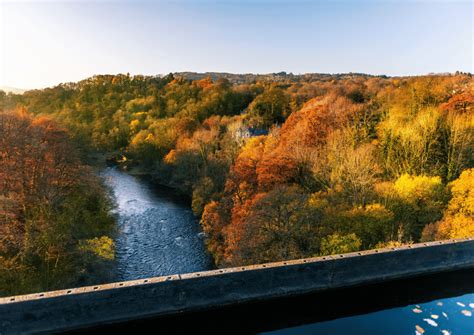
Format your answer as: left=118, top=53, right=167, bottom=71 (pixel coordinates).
left=1, top=238, right=474, bottom=334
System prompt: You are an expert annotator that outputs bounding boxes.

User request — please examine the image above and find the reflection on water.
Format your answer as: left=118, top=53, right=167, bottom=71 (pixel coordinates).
left=101, top=167, right=212, bottom=281
left=263, top=277, right=474, bottom=335
left=265, top=295, right=474, bottom=335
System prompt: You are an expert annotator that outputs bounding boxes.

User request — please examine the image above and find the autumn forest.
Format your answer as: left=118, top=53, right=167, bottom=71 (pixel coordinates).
left=1, top=72, right=473, bottom=296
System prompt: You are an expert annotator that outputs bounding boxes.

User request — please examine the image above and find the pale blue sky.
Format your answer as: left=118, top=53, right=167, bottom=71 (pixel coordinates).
left=1, top=0, right=472, bottom=89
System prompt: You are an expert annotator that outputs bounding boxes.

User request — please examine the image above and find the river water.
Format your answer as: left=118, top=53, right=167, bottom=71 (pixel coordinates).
left=101, top=167, right=212, bottom=281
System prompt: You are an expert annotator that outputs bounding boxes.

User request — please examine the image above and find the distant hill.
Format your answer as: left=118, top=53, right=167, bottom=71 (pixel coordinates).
left=173, top=71, right=388, bottom=84
left=0, top=86, right=27, bottom=94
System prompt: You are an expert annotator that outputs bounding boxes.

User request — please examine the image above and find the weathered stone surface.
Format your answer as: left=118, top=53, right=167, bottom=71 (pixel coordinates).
left=1, top=238, right=473, bottom=334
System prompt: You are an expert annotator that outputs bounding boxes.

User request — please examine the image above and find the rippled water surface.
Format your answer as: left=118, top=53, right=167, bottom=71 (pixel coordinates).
left=101, top=167, right=212, bottom=281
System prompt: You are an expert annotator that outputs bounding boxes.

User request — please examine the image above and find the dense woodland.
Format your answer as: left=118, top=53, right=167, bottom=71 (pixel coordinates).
left=0, top=111, right=115, bottom=296
left=1, top=72, right=473, bottom=283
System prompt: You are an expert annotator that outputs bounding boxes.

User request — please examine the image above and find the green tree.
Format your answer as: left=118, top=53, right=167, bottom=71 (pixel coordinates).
left=247, top=86, right=291, bottom=128
left=320, top=233, right=362, bottom=256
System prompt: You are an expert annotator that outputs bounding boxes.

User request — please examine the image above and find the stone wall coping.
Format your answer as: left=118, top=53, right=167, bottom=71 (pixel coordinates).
left=1, top=237, right=472, bottom=305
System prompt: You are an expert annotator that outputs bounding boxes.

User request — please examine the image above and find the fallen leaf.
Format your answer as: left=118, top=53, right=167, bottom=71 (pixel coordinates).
left=423, top=318, right=438, bottom=327
left=415, top=325, right=425, bottom=334
left=461, top=310, right=472, bottom=317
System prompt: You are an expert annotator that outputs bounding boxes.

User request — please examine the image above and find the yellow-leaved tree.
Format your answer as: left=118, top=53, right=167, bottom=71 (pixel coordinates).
left=422, top=168, right=474, bottom=240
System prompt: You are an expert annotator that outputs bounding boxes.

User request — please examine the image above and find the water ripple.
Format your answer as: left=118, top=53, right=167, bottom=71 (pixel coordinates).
left=101, top=167, right=213, bottom=281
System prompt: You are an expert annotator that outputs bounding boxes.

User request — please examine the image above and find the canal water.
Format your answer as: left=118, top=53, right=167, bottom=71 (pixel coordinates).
left=263, top=293, right=474, bottom=335
left=101, top=167, right=212, bottom=281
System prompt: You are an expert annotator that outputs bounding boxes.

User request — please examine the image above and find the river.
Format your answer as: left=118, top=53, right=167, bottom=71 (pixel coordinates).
left=101, top=167, right=212, bottom=281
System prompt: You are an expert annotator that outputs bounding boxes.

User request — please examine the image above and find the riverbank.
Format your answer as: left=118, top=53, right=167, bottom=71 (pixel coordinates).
left=83, top=150, right=214, bottom=276
left=123, top=165, right=193, bottom=204
left=85, top=149, right=193, bottom=200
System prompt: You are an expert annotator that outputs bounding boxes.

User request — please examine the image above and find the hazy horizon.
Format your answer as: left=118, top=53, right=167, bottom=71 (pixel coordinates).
left=1, top=0, right=473, bottom=89
left=0, top=70, right=471, bottom=92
